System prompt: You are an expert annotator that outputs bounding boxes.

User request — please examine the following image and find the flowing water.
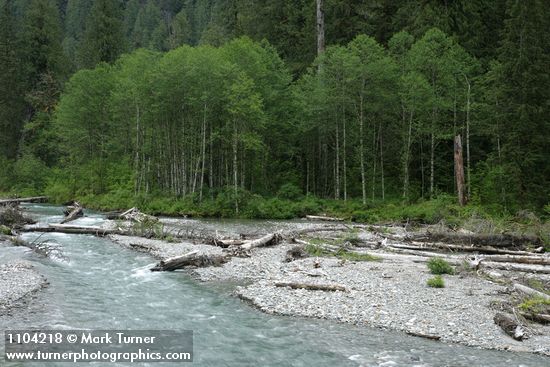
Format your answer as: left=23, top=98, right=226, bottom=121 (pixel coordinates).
left=1, top=204, right=549, bottom=367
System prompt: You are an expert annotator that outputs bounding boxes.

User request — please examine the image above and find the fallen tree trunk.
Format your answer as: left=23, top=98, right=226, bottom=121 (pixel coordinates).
left=274, top=281, right=347, bottom=292
left=151, top=250, right=229, bottom=271
left=405, top=331, right=441, bottom=341
left=61, top=202, right=83, bottom=224
left=0, top=196, right=48, bottom=205
left=480, top=261, right=550, bottom=274
left=21, top=224, right=124, bottom=236
left=392, top=241, right=541, bottom=256
left=241, top=233, right=282, bottom=250
left=520, top=312, right=550, bottom=324
left=305, top=215, right=344, bottom=222
left=494, top=313, right=525, bottom=341
left=415, top=232, right=542, bottom=248
left=513, top=283, right=550, bottom=301
left=210, top=238, right=246, bottom=248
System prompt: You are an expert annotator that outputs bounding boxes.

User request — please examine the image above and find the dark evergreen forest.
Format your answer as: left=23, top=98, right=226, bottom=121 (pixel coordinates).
left=1, top=0, right=549, bottom=220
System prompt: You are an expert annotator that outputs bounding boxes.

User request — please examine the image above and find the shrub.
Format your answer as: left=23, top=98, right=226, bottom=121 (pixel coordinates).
left=277, top=183, right=303, bottom=201
left=427, top=275, right=445, bottom=288
left=519, top=297, right=550, bottom=314
left=427, top=257, right=455, bottom=275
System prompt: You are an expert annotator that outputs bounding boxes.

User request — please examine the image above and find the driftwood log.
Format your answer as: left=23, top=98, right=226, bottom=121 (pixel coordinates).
left=21, top=224, right=123, bottom=236
left=61, top=202, right=83, bottom=224
left=494, top=313, right=526, bottom=341
left=385, top=241, right=542, bottom=256
left=241, top=233, right=282, bottom=250
left=210, top=238, right=246, bottom=248
left=0, top=196, right=48, bottom=205
left=151, top=251, right=230, bottom=271
left=513, top=283, right=550, bottom=301
left=520, top=312, right=550, bottom=324
left=274, top=281, right=347, bottom=292
left=415, top=232, right=542, bottom=248
left=305, top=215, right=344, bottom=222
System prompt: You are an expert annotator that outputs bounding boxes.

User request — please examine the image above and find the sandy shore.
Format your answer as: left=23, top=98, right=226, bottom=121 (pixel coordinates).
left=110, top=224, right=550, bottom=357
left=0, top=260, right=48, bottom=315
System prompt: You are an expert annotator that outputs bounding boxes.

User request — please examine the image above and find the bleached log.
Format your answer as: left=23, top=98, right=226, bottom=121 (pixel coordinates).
left=274, top=281, right=347, bottom=292
left=0, top=196, right=48, bottom=205
left=151, top=250, right=230, bottom=271
left=481, top=261, right=550, bottom=274
left=387, top=241, right=541, bottom=256
left=241, top=233, right=282, bottom=250
left=513, top=283, right=550, bottom=301
left=305, top=215, right=344, bottom=222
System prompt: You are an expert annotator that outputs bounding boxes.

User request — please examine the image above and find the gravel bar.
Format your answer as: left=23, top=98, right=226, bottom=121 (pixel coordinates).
left=0, top=261, right=48, bottom=314
left=108, top=223, right=550, bottom=357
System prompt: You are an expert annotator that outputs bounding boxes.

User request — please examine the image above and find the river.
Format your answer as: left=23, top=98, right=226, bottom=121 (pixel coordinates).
left=1, top=204, right=549, bottom=366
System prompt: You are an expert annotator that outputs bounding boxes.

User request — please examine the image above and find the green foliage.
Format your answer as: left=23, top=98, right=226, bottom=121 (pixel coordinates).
left=519, top=297, right=550, bottom=314
left=427, top=275, right=445, bottom=288
left=1, top=1, right=549, bottom=222
left=277, top=183, right=303, bottom=201
left=78, top=0, right=125, bottom=68
left=427, top=257, right=455, bottom=275
left=335, top=249, right=380, bottom=262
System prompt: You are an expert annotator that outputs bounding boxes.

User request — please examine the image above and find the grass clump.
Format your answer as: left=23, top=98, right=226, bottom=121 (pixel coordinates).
left=304, top=244, right=380, bottom=261
left=519, top=297, right=550, bottom=314
left=335, top=249, right=380, bottom=261
left=427, top=257, right=455, bottom=275
left=427, top=275, right=445, bottom=288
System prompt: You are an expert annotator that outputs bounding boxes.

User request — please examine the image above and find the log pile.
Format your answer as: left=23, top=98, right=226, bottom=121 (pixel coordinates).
left=118, top=207, right=158, bottom=223
left=61, top=202, right=83, bottom=224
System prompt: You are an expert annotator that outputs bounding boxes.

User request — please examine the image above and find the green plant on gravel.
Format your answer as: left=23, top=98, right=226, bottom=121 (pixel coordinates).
left=427, top=275, right=445, bottom=288
left=131, top=219, right=166, bottom=239
left=518, top=297, right=550, bottom=313
left=304, top=244, right=379, bottom=261
left=427, top=257, right=455, bottom=275
left=342, top=233, right=362, bottom=246
left=335, top=249, right=380, bottom=261
left=0, top=224, right=11, bottom=235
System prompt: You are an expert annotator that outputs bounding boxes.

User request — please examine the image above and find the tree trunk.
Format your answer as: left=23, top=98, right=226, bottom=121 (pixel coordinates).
left=316, top=0, right=325, bottom=57
left=359, top=94, right=366, bottom=204
left=233, top=120, right=239, bottom=214
left=335, top=117, right=340, bottom=200
left=379, top=122, right=385, bottom=201
left=199, top=102, right=207, bottom=202
left=454, top=135, right=466, bottom=206
left=465, top=76, right=471, bottom=200
left=403, top=110, right=413, bottom=199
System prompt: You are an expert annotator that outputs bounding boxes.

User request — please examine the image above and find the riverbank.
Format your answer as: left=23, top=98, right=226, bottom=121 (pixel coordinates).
left=0, top=259, right=48, bottom=315
left=109, top=218, right=550, bottom=357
